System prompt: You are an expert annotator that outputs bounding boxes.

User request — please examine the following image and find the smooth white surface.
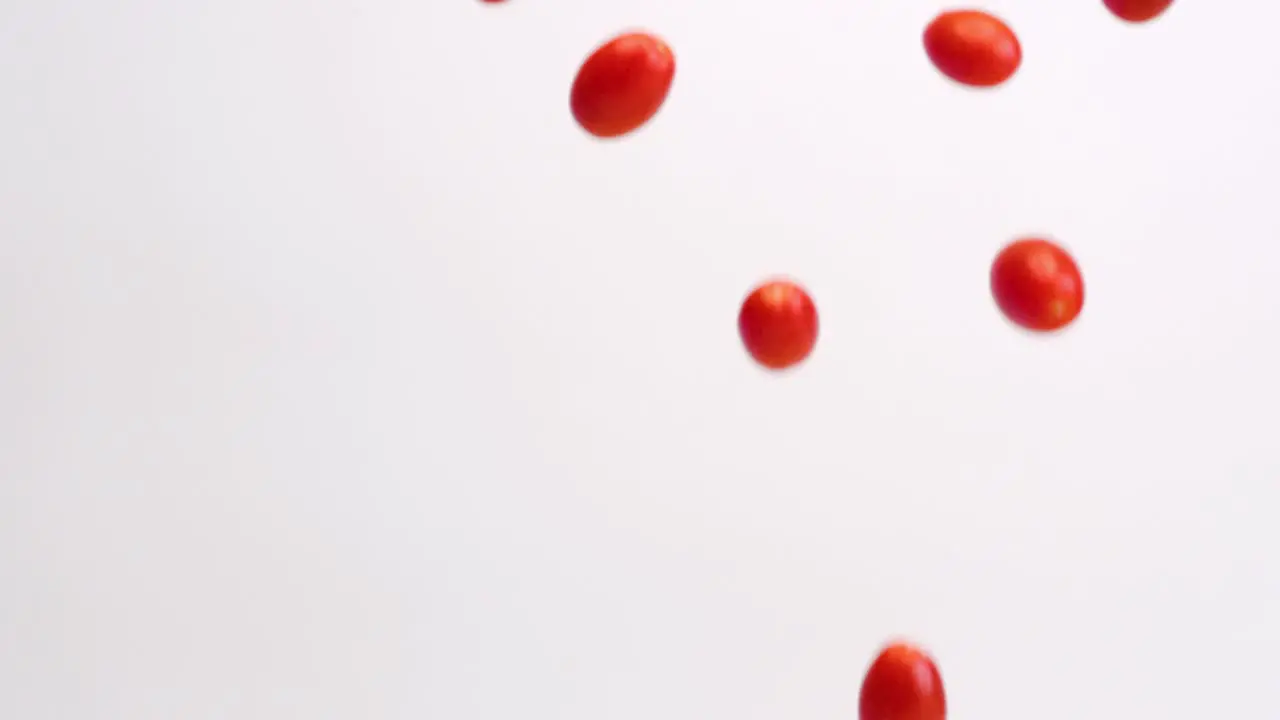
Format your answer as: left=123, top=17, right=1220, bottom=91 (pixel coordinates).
left=2, top=0, right=1278, bottom=718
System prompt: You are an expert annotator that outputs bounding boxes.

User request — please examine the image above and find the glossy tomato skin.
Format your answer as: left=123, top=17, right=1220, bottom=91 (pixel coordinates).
left=1103, top=0, right=1174, bottom=22
left=570, top=32, right=675, bottom=139
left=738, top=280, right=818, bottom=371
left=923, top=10, right=1021, bottom=88
left=859, top=642, right=946, bottom=720
left=990, top=238, right=1085, bottom=332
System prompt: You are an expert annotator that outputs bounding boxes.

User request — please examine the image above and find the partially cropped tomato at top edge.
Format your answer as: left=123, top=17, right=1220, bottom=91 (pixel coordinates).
left=1103, top=0, right=1174, bottom=22
left=738, top=279, right=818, bottom=371
left=860, top=642, right=946, bottom=720
left=990, top=237, right=1085, bottom=332
left=570, top=32, right=675, bottom=139
left=923, top=10, right=1021, bottom=88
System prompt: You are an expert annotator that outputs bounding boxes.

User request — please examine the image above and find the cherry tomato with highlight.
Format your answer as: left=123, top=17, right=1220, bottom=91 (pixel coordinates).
left=570, top=32, right=675, bottom=139
left=738, top=279, right=818, bottom=371
left=1103, top=0, right=1174, bottom=22
left=990, top=238, right=1085, bottom=332
left=923, top=10, right=1021, bottom=88
left=859, top=642, right=946, bottom=720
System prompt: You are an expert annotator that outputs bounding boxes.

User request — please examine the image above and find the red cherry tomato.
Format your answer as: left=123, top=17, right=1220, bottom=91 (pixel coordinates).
left=738, top=280, right=818, bottom=371
left=990, top=238, right=1085, bottom=332
left=1103, top=0, right=1174, bottom=22
left=570, top=32, right=675, bottom=139
left=923, top=10, right=1021, bottom=88
left=859, top=642, right=946, bottom=720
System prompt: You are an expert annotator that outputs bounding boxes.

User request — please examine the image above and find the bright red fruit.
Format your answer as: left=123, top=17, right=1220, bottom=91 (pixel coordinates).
left=1103, top=0, right=1174, bottom=22
left=923, top=10, right=1021, bottom=88
left=738, top=280, right=818, bottom=371
left=990, top=238, right=1085, bottom=332
left=859, top=642, right=946, bottom=720
left=570, top=32, right=675, bottom=139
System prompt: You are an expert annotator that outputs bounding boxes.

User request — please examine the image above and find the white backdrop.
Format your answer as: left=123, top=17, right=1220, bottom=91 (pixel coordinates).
left=2, top=0, right=1278, bottom=718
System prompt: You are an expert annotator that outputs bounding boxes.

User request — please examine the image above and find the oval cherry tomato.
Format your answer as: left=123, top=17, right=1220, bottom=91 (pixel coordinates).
left=570, top=32, right=675, bottom=139
left=923, top=10, right=1021, bottom=88
left=990, top=237, right=1085, bottom=332
left=859, top=642, right=946, bottom=720
left=738, top=279, right=818, bottom=371
left=1103, top=0, right=1174, bottom=22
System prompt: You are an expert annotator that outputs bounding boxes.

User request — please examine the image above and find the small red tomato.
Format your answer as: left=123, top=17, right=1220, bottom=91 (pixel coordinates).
left=923, top=10, right=1021, bottom=88
left=738, top=279, right=818, bottom=371
left=859, top=642, right=946, bottom=720
left=990, top=237, right=1085, bottom=332
left=1103, top=0, right=1174, bottom=22
left=570, top=32, right=675, bottom=139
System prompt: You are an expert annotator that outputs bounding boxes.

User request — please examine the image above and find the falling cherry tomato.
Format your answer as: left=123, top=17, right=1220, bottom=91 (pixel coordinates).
left=923, top=10, right=1021, bottom=88
left=859, top=642, right=946, bottom=720
left=738, top=279, right=818, bottom=371
left=990, top=237, right=1085, bottom=332
left=570, top=32, right=675, bottom=139
left=1103, top=0, right=1174, bottom=22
